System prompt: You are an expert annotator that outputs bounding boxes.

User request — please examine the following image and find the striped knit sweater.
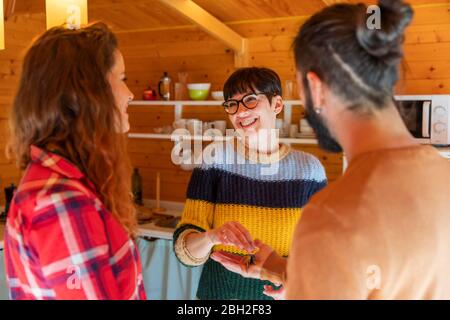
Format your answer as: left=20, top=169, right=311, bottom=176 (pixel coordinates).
left=173, top=140, right=327, bottom=300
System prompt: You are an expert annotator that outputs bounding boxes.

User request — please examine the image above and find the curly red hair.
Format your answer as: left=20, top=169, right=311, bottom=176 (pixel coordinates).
left=8, top=22, right=137, bottom=235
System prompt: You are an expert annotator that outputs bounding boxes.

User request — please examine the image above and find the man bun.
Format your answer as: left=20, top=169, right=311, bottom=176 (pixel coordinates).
left=356, top=0, right=413, bottom=65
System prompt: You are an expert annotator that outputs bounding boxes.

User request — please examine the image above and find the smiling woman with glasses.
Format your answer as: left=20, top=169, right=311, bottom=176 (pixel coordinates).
left=172, top=67, right=328, bottom=300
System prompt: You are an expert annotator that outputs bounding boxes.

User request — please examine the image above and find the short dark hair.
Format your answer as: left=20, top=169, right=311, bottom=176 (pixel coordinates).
left=293, top=0, right=413, bottom=111
left=223, top=67, right=282, bottom=103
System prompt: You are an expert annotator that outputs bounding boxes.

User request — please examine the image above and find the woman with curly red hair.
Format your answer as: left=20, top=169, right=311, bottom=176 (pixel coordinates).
left=4, top=22, right=146, bottom=300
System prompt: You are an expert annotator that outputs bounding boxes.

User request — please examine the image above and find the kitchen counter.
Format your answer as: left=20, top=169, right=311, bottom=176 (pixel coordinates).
left=438, top=147, right=450, bottom=160
left=138, top=222, right=176, bottom=240
left=136, top=201, right=182, bottom=241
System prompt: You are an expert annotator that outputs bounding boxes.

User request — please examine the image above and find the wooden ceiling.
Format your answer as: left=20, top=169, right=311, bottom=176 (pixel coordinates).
left=11, top=0, right=450, bottom=33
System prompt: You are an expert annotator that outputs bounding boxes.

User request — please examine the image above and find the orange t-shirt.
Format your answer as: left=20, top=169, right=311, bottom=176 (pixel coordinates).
left=286, top=145, right=450, bottom=299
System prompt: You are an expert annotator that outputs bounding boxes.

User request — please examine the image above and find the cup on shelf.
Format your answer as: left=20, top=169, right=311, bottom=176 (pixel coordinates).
left=275, top=119, right=284, bottom=130
left=275, top=119, right=287, bottom=137
left=174, top=82, right=184, bottom=101
left=284, top=80, right=294, bottom=100
left=300, top=119, right=314, bottom=134
left=186, top=119, right=202, bottom=136
left=211, top=91, right=224, bottom=101
left=173, top=119, right=187, bottom=130
left=212, top=120, right=227, bottom=135
left=203, top=121, right=213, bottom=134
left=289, top=124, right=299, bottom=138
left=178, top=72, right=189, bottom=100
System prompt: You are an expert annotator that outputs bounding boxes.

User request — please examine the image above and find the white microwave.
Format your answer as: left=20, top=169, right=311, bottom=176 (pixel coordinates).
left=395, top=95, right=450, bottom=146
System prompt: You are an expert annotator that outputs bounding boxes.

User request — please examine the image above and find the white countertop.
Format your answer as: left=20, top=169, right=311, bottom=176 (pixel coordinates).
left=136, top=200, right=182, bottom=241
left=137, top=207, right=181, bottom=241
left=138, top=222, right=176, bottom=241
left=438, top=147, right=450, bottom=160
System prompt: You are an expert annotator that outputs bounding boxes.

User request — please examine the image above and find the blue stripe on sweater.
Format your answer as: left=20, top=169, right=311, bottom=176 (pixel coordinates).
left=186, top=167, right=326, bottom=208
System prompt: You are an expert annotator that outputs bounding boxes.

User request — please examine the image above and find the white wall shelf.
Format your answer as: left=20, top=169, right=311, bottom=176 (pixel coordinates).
left=127, top=132, right=318, bottom=145
left=129, top=100, right=303, bottom=127
left=128, top=100, right=311, bottom=143
left=130, top=100, right=225, bottom=106
left=129, top=100, right=302, bottom=106
left=130, top=100, right=224, bottom=121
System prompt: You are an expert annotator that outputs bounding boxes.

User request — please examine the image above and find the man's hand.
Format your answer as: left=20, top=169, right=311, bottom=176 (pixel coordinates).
left=263, top=285, right=286, bottom=300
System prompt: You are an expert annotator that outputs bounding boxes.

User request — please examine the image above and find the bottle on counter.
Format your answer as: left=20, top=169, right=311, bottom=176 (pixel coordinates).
left=2, top=183, right=16, bottom=219
left=132, top=168, right=143, bottom=205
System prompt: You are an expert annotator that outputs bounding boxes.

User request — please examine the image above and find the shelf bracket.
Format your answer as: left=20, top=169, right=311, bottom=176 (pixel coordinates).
left=174, top=103, right=183, bottom=121
left=283, top=103, right=292, bottom=134
left=158, top=0, right=249, bottom=67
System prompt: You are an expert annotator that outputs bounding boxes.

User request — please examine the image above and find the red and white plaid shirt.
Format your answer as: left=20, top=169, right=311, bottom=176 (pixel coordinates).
left=4, top=146, right=146, bottom=300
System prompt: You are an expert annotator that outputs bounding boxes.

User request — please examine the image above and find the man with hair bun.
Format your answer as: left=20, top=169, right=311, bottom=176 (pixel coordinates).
left=213, top=0, right=450, bottom=300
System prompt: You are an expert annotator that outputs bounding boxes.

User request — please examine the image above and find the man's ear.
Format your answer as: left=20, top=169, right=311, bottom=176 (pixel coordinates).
left=305, top=71, right=325, bottom=110
left=272, top=95, right=284, bottom=115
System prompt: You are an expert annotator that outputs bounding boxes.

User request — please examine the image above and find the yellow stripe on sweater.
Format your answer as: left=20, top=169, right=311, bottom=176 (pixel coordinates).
left=178, top=199, right=302, bottom=257
left=212, top=204, right=302, bottom=257
left=177, top=199, right=215, bottom=232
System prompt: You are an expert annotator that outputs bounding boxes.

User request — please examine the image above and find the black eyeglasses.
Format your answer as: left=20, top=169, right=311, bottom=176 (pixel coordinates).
left=222, top=92, right=275, bottom=115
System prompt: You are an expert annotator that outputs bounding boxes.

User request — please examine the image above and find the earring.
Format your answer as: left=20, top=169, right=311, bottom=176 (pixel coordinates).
left=314, top=108, right=322, bottom=115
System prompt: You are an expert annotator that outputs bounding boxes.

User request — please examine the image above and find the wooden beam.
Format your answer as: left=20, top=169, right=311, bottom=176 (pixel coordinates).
left=158, top=0, right=248, bottom=67
left=4, top=0, right=16, bottom=20
left=0, top=0, right=4, bottom=50
left=322, top=0, right=349, bottom=5
left=234, top=38, right=249, bottom=68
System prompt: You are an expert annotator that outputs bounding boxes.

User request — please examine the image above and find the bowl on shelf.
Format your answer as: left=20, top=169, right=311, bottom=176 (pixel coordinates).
left=211, top=91, right=224, bottom=101
left=187, top=83, right=211, bottom=101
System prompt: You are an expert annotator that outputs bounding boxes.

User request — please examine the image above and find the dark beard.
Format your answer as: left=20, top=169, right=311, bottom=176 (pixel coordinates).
left=303, top=83, right=343, bottom=153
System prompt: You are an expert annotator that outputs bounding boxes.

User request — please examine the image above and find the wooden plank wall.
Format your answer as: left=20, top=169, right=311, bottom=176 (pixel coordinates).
left=0, top=1, right=449, bottom=204
left=124, top=3, right=450, bottom=202
left=0, top=13, right=46, bottom=205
